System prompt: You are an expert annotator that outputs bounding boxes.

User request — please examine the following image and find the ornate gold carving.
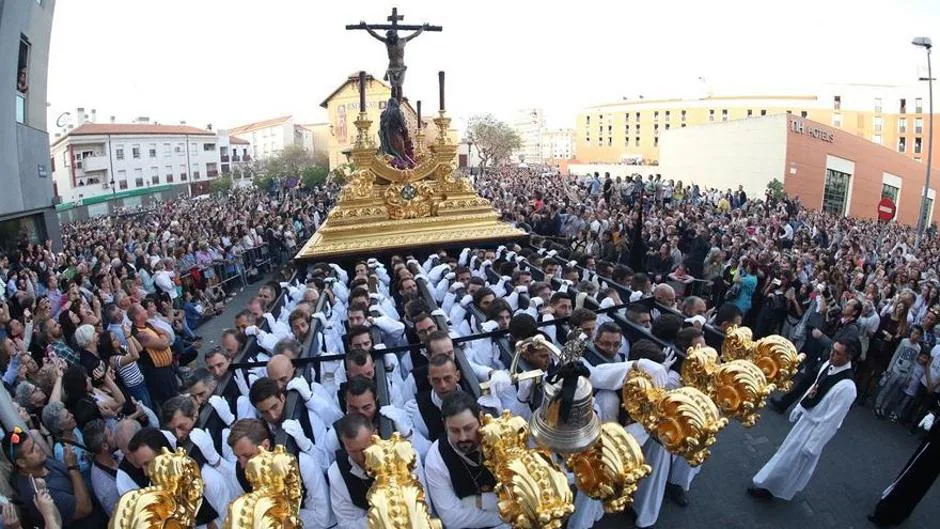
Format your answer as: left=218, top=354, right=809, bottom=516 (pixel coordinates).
left=721, top=326, right=805, bottom=392
left=109, top=447, right=203, bottom=529
left=621, top=370, right=728, bottom=467
left=432, top=112, right=452, bottom=146
left=224, top=445, right=302, bottom=529
left=364, top=433, right=441, bottom=529
left=680, top=344, right=775, bottom=427
left=354, top=112, right=376, bottom=150
left=384, top=181, right=436, bottom=220
left=565, top=422, right=651, bottom=513
left=339, top=168, right=376, bottom=202
left=480, top=411, right=575, bottom=529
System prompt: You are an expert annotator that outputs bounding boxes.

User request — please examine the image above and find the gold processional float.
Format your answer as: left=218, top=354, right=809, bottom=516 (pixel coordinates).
left=106, top=6, right=809, bottom=528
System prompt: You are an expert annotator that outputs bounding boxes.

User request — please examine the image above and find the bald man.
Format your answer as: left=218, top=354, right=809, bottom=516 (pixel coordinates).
left=266, top=354, right=342, bottom=426
left=653, top=284, right=677, bottom=311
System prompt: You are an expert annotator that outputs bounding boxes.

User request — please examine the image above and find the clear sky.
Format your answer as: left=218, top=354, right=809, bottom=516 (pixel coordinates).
left=47, top=0, right=940, bottom=134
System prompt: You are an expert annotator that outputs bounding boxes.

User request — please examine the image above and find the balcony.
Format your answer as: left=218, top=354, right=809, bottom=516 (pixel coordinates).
left=81, top=156, right=109, bottom=172
left=220, top=154, right=230, bottom=162
left=232, top=155, right=240, bottom=162
left=207, top=170, right=219, bottom=177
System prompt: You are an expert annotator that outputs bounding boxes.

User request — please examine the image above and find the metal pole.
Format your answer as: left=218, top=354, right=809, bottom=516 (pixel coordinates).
left=917, top=48, right=934, bottom=249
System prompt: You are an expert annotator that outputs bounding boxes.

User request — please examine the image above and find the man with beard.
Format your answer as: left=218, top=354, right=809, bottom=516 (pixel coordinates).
left=424, top=392, right=507, bottom=529
left=227, top=418, right=334, bottom=529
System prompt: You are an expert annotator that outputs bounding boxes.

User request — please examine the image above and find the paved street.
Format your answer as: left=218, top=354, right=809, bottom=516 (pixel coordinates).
left=598, top=401, right=939, bottom=529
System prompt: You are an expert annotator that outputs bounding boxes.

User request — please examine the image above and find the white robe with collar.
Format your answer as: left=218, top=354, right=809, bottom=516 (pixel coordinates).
left=752, top=361, right=857, bottom=500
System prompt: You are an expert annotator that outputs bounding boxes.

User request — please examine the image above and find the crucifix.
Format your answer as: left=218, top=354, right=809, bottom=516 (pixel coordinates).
left=347, top=7, right=442, bottom=101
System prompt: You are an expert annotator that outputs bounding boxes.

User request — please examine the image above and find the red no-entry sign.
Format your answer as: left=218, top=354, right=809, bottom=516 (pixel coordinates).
left=878, top=197, right=897, bottom=221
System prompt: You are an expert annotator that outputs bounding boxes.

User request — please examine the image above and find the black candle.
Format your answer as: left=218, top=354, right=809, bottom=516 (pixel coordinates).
left=417, top=100, right=422, bottom=129
left=438, top=71, right=445, bottom=112
left=358, top=71, right=366, bottom=113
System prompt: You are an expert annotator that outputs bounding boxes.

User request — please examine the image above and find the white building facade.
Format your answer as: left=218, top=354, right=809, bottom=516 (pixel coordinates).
left=540, top=128, right=575, bottom=162
left=228, top=115, right=299, bottom=160
left=51, top=123, right=221, bottom=204
left=513, top=108, right=545, bottom=164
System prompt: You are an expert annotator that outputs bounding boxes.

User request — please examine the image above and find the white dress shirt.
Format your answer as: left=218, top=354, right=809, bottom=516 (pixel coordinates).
left=424, top=439, right=508, bottom=529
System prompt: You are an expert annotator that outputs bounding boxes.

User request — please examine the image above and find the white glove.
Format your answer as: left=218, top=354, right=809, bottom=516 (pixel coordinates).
left=374, top=343, right=387, bottom=350
left=514, top=255, right=525, bottom=264
left=263, top=312, right=277, bottom=329
left=481, top=259, right=493, bottom=269
left=286, top=377, right=313, bottom=402
left=661, top=348, right=678, bottom=371
left=369, top=292, right=384, bottom=302
left=415, top=274, right=429, bottom=283
left=789, top=405, right=804, bottom=423
left=380, top=405, right=413, bottom=435
left=567, top=260, right=578, bottom=268
left=529, top=296, right=544, bottom=309
left=480, top=320, right=499, bottom=333
left=488, top=370, right=512, bottom=395
left=279, top=281, right=290, bottom=288
left=919, top=412, right=935, bottom=431
left=329, top=263, right=343, bottom=274
left=515, top=285, right=528, bottom=294
left=245, top=325, right=259, bottom=337
left=282, top=419, right=314, bottom=453
left=636, top=358, right=668, bottom=387
left=208, top=395, right=235, bottom=426
left=445, top=272, right=456, bottom=281
left=324, top=277, right=336, bottom=285
left=500, top=275, right=512, bottom=283
left=506, top=251, right=517, bottom=261
left=367, top=258, right=378, bottom=268
left=431, top=309, right=446, bottom=318
left=406, top=259, right=420, bottom=268
left=312, top=312, right=328, bottom=329
left=497, top=245, right=507, bottom=255
left=460, top=294, right=473, bottom=308
left=370, top=305, right=388, bottom=318
left=449, top=282, right=464, bottom=293
left=629, top=291, right=644, bottom=302
left=189, top=428, right=221, bottom=466
left=537, top=248, right=547, bottom=256
left=547, top=250, right=558, bottom=258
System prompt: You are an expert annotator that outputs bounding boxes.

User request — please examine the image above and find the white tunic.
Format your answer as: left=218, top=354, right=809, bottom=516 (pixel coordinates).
left=752, top=361, right=857, bottom=500
left=424, top=439, right=509, bottom=529
left=328, top=453, right=430, bottom=529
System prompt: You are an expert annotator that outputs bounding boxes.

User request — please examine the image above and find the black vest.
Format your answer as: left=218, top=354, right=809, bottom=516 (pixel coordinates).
left=801, top=365, right=854, bottom=409
left=437, top=439, right=497, bottom=499
left=336, top=382, right=348, bottom=413
left=410, top=348, right=430, bottom=372
left=236, top=460, right=253, bottom=494
left=335, top=449, right=374, bottom=510
left=514, top=358, right=544, bottom=412
left=416, top=391, right=445, bottom=442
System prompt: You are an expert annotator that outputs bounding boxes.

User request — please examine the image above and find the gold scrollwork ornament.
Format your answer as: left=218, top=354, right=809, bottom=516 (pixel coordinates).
left=365, top=433, right=441, bottom=529
left=621, top=370, right=728, bottom=467
left=680, top=345, right=775, bottom=427
left=384, top=181, right=436, bottom=220
left=565, top=422, right=651, bottom=512
left=109, top=447, right=204, bottom=529
left=224, top=445, right=303, bottom=529
left=481, top=411, right=575, bottom=529
left=721, top=326, right=805, bottom=392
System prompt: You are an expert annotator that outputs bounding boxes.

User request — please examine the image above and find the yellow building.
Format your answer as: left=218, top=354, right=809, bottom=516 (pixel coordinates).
left=320, top=73, right=458, bottom=169
left=575, top=84, right=938, bottom=165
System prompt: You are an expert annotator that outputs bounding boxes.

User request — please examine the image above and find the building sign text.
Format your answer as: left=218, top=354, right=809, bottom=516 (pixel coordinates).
left=790, top=119, right=834, bottom=143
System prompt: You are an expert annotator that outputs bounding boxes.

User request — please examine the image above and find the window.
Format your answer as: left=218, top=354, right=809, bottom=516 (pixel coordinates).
left=665, top=123, right=670, bottom=130
left=17, top=36, right=30, bottom=97
left=654, top=124, right=659, bottom=134
left=606, top=137, right=611, bottom=147
left=190, top=142, right=197, bottom=154
left=874, top=98, right=882, bottom=113
left=898, top=137, right=907, bottom=153
left=586, top=116, right=590, bottom=125
left=203, top=143, right=216, bottom=151
left=823, top=168, right=851, bottom=216
left=149, top=144, right=157, bottom=158
left=747, top=109, right=753, bottom=117
left=180, top=164, right=187, bottom=180
left=133, top=168, right=143, bottom=187
left=132, top=145, right=140, bottom=159
left=874, top=116, right=883, bottom=133
left=916, top=98, right=924, bottom=113
left=163, top=143, right=171, bottom=156
left=16, top=94, right=25, bottom=124
left=193, top=170, right=201, bottom=179
left=721, top=109, right=728, bottom=121
left=221, top=163, right=230, bottom=174
left=635, top=112, right=640, bottom=121
left=175, top=143, right=183, bottom=154
left=654, top=136, right=659, bottom=147
left=115, top=146, right=125, bottom=160
left=915, top=137, right=923, bottom=154
left=119, top=180, right=128, bottom=190
left=834, top=95, right=841, bottom=110
left=206, top=163, right=217, bottom=177
left=664, top=110, right=670, bottom=121
left=624, top=113, right=628, bottom=122
left=874, top=134, right=882, bottom=144
left=681, top=110, right=686, bottom=122
left=916, top=118, right=923, bottom=134
left=117, top=169, right=126, bottom=184
left=882, top=183, right=900, bottom=202
left=151, top=166, right=159, bottom=185
left=681, top=123, right=686, bottom=128
left=801, top=111, right=808, bottom=118
left=654, top=111, right=659, bottom=121
left=900, top=98, right=907, bottom=113
left=634, top=137, right=640, bottom=146
left=833, top=114, right=842, bottom=127
left=709, top=109, right=715, bottom=121
left=760, top=109, right=767, bottom=116
left=899, top=118, right=907, bottom=133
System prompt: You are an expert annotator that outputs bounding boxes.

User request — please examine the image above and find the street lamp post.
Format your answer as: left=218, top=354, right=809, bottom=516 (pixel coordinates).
left=914, top=36, right=933, bottom=249
left=467, top=140, right=474, bottom=175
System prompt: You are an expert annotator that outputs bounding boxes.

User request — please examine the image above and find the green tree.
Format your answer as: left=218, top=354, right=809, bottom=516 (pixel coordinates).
left=466, top=114, right=522, bottom=173
left=302, top=166, right=329, bottom=189
left=210, top=174, right=233, bottom=194
left=766, top=178, right=786, bottom=201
